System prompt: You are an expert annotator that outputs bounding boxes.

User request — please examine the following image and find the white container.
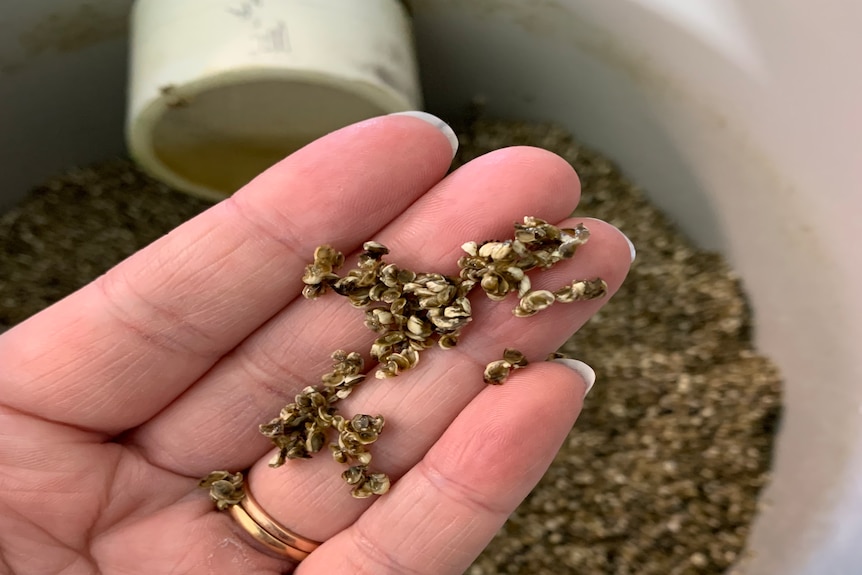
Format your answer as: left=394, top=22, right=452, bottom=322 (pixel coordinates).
left=1, top=1, right=860, bottom=573
left=126, top=0, right=421, bottom=200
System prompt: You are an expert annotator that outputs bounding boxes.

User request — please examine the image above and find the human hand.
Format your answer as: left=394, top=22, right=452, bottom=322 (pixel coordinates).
left=0, top=113, right=632, bottom=574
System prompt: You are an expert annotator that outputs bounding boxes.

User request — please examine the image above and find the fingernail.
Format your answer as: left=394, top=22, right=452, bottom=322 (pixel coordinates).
left=622, top=230, right=636, bottom=262
left=552, top=358, right=597, bottom=397
left=581, top=217, right=636, bottom=262
left=388, top=111, right=459, bottom=157
left=614, top=226, right=636, bottom=262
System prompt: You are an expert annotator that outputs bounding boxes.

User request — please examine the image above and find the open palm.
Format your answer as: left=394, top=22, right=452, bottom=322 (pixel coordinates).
left=0, top=115, right=631, bottom=574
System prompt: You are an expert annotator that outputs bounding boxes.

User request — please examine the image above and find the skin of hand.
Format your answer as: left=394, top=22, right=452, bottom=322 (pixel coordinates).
left=0, top=114, right=632, bottom=575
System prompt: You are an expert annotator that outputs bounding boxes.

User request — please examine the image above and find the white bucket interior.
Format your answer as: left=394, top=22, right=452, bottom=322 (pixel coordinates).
left=2, top=1, right=859, bottom=573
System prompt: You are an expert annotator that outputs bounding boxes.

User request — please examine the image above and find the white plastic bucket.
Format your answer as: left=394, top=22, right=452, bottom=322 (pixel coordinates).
left=1, top=1, right=859, bottom=573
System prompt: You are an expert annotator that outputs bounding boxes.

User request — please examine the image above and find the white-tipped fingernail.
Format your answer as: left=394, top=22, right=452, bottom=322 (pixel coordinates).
left=607, top=224, right=636, bottom=262
left=622, top=231, right=636, bottom=262
left=388, top=111, right=459, bottom=157
left=611, top=226, right=636, bottom=263
left=582, top=218, right=636, bottom=263
left=552, top=358, right=597, bottom=397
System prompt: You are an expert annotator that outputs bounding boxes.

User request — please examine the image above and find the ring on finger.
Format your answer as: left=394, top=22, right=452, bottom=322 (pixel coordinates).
left=201, top=471, right=321, bottom=562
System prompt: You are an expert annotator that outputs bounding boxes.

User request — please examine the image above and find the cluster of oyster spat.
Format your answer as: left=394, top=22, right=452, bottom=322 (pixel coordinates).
left=258, top=350, right=390, bottom=498
left=258, top=217, right=608, bottom=498
left=459, top=217, right=608, bottom=317
left=303, top=240, right=475, bottom=380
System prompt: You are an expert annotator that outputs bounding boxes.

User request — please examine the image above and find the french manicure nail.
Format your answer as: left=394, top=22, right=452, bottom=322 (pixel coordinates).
left=621, top=230, right=636, bottom=263
left=388, top=111, right=459, bottom=157
left=581, top=217, right=636, bottom=263
left=608, top=224, right=636, bottom=263
left=552, top=358, right=597, bottom=397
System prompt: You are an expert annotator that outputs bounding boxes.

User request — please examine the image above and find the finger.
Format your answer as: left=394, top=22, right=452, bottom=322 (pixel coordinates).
left=297, top=360, right=590, bottom=574
left=89, top=491, right=290, bottom=575
left=243, top=216, right=631, bottom=543
left=130, top=146, right=583, bottom=474
left=0, top=114, right=456, bottom=434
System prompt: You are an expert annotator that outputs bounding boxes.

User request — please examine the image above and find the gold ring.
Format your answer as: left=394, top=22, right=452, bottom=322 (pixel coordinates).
left=241, top=489, right=320, bottom=554
left=227, top=484, right=321, bottom=561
